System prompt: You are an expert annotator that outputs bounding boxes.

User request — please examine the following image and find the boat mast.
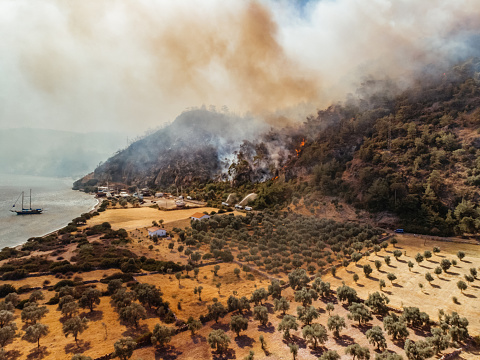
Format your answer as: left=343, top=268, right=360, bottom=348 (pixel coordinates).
left=22, top=191, right=24, bottom=210
left=30, top=189, right=32, bottom=210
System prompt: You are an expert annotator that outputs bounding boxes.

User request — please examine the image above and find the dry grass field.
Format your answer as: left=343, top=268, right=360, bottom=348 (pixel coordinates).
left=2, top=208, right=479, bottom=360
left=136, top=262, right=271, bottom=321
left=86, top=207, right=221, bottom=231
left=321, top=234, right=480, bottom=335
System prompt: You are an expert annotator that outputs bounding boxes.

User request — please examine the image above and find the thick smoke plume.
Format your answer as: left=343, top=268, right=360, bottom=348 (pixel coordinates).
left=1, top=0, right=480, bottom=133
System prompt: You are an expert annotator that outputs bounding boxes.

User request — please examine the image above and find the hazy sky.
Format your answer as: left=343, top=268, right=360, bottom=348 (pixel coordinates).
left=1, top=0, right=479, bottom=133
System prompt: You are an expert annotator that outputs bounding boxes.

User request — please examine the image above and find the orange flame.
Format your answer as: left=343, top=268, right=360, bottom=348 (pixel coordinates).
left=295, top=138, right=305, bottom=157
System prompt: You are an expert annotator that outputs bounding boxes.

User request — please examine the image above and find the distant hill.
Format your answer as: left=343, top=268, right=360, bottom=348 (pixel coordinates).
left=0, top=128, right=125, bottom=178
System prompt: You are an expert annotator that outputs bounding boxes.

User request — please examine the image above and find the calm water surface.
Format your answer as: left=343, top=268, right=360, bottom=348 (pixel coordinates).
left=0, top=174, right=97, bottom=249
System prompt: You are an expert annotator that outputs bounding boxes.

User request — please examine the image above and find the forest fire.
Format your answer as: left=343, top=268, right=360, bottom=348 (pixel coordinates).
left=295, top=139, right=306, bottom=157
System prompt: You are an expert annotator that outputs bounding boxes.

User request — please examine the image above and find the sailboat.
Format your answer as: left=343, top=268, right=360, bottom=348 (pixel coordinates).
left=11, top=189, right=43, bottom=215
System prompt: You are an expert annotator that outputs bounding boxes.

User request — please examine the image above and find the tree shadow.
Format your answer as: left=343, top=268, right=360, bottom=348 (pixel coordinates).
left=463, top=293, right=477, bottom=298
left=4, top=350, right=21, bottom=360
left=420, top=265, right=432, bottom=269
left=155, top=345, right=183, bottom=360
left=79, top=310, right=103, bottom=321
left=461, top=260, right=472, bottom=264
left=258, top=323, right=275, bottom=333
left=430, top=283, right=440, bottom=289
left=26, top=346, right=49, bottom=360
left=392, top=283, right=403, bottom=288
left=309, top=345, right=328, bottom=357
left=212, top=348, right=236, bottom=360
left=191, top=334, right=207, bottom=344
left=397, top=259, right=407, bottom=263
left=211, top=323, right=230, bottom=332
left=282, top=335, right=306, bottom=348
left=439, top=277, right=450, bottom=282
left=122, top=324, right=149, bottom=337
left=383, top=290, right=392, bottom=295
left=448, top=272, right=461, bottom=276
left=334, top=334, right=355, bottom=346
left=356, top=283, right=365, bottom=287
left=235, top=335, right=255, bottom=348
left=64, top=339, right=92, bottom=354
left=367, top=276, right=379, bottom=282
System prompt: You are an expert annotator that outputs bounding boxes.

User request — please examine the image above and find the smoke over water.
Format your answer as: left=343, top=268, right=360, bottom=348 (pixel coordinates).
left=1, top=0, right=480, bottom=133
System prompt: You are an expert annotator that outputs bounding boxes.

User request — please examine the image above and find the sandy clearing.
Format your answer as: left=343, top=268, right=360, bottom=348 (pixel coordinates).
left=86, top=207, right=221, bottom=231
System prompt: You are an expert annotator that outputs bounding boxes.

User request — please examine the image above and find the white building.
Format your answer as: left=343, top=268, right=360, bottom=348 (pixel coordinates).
left=190, top=212, right=210, bottom=221
left=147, top=227, right=166, bottom=237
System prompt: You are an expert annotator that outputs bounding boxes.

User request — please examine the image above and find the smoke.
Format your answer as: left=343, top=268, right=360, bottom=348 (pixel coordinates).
left=1, top=0, right=479, bottom=133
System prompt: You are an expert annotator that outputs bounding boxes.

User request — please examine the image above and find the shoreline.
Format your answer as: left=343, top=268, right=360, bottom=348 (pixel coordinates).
left=11, top=190, right=98, bottom=251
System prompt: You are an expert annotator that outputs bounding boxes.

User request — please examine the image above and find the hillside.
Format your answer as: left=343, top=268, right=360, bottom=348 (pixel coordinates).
left=78, top=59, right=480, bottom=236
left=85, top=109, right=267, bottom=188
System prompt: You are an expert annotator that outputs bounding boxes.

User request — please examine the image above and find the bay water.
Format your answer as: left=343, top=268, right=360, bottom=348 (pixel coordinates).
left=0, top=174, right=97, bottom=249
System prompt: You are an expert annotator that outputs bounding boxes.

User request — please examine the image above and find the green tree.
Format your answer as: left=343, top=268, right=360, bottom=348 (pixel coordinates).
left=353, top=273, right=359, bottom=283
left=327, top=315, right=346, bottom=338
left=375, top=260, right=382, bottom=271
left=151, top=324, right=173, bottom=348
left=440, top=259, right=451, bottom=273
left=404, top=339, right=434, bottom=360
left=336, top=283, right=358, bottom=305
left=250, top=288, right=268, bottom=306
left=274, top=297, right=290, bottom=315
left=345, top=343, right=370, bottom=360
left=278, top=315, right=298, bottom=339
left=253, top=306, right=269, bottom=326
left=379, top=279, right=386, bottom=291
left=187, top=317, right=202, bottom=335
left=268, top=279, right=282, bottom=299
left=119, top=303, right=146, bottom=328
left=384, top=256, right=391, bottom=266
left=348, top=302, right=372, bottom=326
left=194, top=286, right=203, bottom=301
left=365, top=292, right=390, bottom=314
left=297, top=305, right=319, bottom=326
left=425, top=272, right=434, bottom=284
left=288, top=268, right=310, bottom=290
left=457, top=280, right=467, bottom=294
left=207, top=329, right=230, bottom=354
left=414, top=254, right=424, bottom=268
left=23, top=323, right=49, bottom=348
left=207, top=301, right=227, bottom=323
left=289, top=343, right=299, bottom=360
left=79, top=288, right=101, bottom=312
left=457, top=251, right=465, bottom=261
left=63, top=316, right=89, bottom=344
left=387, top=273, right=397, bottom=285
left=434, top=267, right=442, bottom=278
left=230, top=315, right=248, bottom=337
left=318, top=350, right=340, bottom=360
left=326, top=302, right=334, bottom=315
left=234, top=268, right=241, bottom=278
left=365, top=325, right=386, bottom=350
left=393, top=250, right=402, bottom=260
left=302, top=323, right=328, bottom=349
left=363, top=264, right=373, bottom=278
left=134, top=283, right=163, bottom=310
left=0, top=323, right=17, bottom=347
left=294, top=287, right=318, bottom=307
left=375, top=351, right=403, bottom=360
left=423, top=250, right=432, bottom=261
left=408, top=261, right=414, bottom=271
left=175, top=272, right=182, bottom=286
left=114, top=337, right=137, bottom=360
left=427, top=327, right=450, bottom=355
left=213, top=265, right=221, bottom=276
left=383, top=313, right=409, bottom=340
left=21, top=302, right=49, bottom=325
left=29, top=290, right=45, bottom=303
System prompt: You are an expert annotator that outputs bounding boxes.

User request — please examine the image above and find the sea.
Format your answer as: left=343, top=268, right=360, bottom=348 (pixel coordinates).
left=0, top=173, right=97, bottom=249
